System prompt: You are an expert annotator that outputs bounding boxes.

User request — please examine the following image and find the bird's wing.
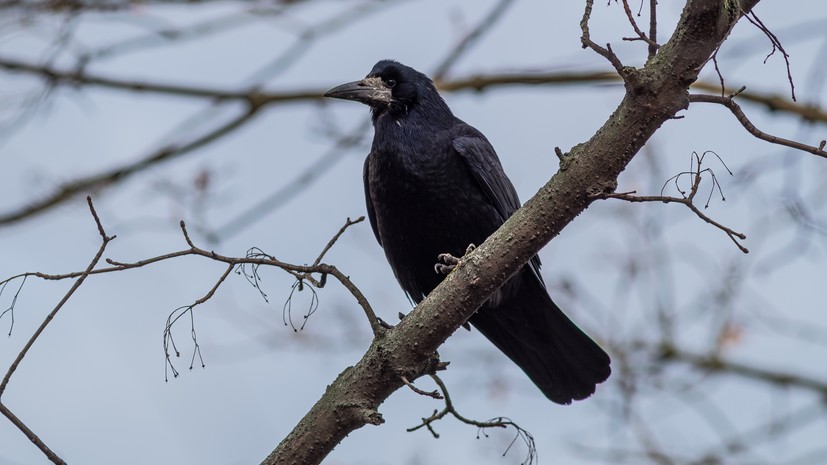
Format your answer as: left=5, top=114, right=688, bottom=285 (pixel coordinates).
left=363, top=155, right=382, bottom=246
left=452, top=134, right=544, bottom=275
left=452, top=135, right=521, bottom=221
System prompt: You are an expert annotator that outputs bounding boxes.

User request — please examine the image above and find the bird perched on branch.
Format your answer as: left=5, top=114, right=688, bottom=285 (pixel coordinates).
left=324, top=60, right=610, bottom=404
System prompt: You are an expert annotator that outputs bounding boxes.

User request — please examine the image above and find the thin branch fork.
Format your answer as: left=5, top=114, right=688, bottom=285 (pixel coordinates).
left=619, top=0, right=660, bottom=53
left=690, top=91, right=827, bottom=159
left=0, top=201, right=377, bottom=463
left=601, top=151, right=749, bottom=254
left=2, top=219, right=376, bottom=324
left=580, top=0, right=627, bottom=75
left=0, top=197, right=113, bottom=397
left=406, top=374, right=536, bottom=465
left=0, top=196, right=111, bottom=465
left=1, top=214, right=382, bottom=375
left=605, top=190, right=749, bottom=253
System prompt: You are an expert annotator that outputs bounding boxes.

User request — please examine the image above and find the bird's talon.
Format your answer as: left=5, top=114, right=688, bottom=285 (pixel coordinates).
left=434, top=244, right=476, bottom=275
left=434, top=263, right=453, bottom=275
left=434, top=252, right=461, bottom=275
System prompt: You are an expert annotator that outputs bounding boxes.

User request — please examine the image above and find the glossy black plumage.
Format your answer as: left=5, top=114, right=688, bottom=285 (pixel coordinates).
left=325, top=60, right=610, bottom=404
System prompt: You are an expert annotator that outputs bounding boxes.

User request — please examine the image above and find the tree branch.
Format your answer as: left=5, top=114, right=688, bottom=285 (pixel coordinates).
left=601, top=150, right=749, bottom=253
left=690, top=91, right=827, bottom=159
left=0, top=403, right=67, bottom=465
left=0, top=104, right=261, bottom=226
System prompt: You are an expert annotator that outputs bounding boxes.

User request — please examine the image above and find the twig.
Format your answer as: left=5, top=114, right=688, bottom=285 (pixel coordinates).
left=0, top=196, right=111, bottom=465
left=281, top=278, right=319, bottom=332
left=711, top=47, right=726, bottom=96
left=689, top=93, right=827, bottom=159
left=601, top=151, right=748, bottom=253
left=1, top=197, right=112, bottom=397
left=313, top=216, right=365, bottom=266
left=607, top=190, right=749, bottom=253
left=0, top=403, right=67, bottom=465
left=162, top=264, right=233, bottom=381
left=407, top=374, right=536, bottom=465
left=619, top=0, right=659, bottom=52
left=581, top=0, right=626, bottom=75
left=648, top=0, right=658, bottom=59
left=0, top=275, right=26, bottom=335
left=2, top=213, right=382, bottom=382
left=400, top=376, right=442, bottom=399
left=741, top=11, right=796, bottom=101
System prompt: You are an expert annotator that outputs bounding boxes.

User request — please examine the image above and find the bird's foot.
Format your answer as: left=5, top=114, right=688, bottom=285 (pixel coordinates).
left=433, top=243, right=476, bottom=275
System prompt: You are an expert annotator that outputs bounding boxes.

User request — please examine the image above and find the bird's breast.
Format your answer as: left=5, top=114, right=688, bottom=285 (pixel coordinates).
left=366, top=146, right=502, bottom=300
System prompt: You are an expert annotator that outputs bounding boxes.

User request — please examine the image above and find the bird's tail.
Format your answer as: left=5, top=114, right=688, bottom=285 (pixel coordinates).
left=469, top=269, right=611, bottom=404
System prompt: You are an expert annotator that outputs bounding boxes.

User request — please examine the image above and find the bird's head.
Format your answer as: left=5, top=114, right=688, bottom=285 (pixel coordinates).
left=324, top=60, right=449, bottom=121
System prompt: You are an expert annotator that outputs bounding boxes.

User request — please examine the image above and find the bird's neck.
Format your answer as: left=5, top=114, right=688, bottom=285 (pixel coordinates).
left=374, top=101, right=454, bottom=132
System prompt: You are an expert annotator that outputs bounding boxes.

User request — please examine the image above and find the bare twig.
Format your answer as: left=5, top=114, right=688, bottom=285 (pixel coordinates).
left=162, top=264, right=233, bottom=381
left=281, top=277, right=320, bottom=332
left=689, top=93, right=827, bottom=159
left=2, top=213, right=382, bottom=371
left=0, top=403, right=67, bottom=465
left=1, top=197, right=112, bottom=397
left=400, top=376, right=443, bottom=399
left=581, top=0, right=626, bottom=75
left=606, top=191, right=749, bottom=253
left=0, top=196, right=111, bottom=465
left=601, top=151, right=748, bottom=253
left=711, top=47, right=726, bottom=96
left=742, top=10, right=796, bottom=101
left=407, top=374, right=536, bottom=465
left=648, top=0, right=658, bottom=59
left=0, top=275, right=26, bottom=335
left=619, top=0, right=659, bottom=52
left=313, top=216, right=365, bottom=266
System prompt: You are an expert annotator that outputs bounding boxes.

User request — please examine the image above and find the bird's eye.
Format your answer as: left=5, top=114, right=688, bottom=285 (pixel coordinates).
left=386, top=79, right=396, bottom=88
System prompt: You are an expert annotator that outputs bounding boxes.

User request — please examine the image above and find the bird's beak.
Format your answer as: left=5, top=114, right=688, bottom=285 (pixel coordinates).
left=323, top=76, right=391, bottom=106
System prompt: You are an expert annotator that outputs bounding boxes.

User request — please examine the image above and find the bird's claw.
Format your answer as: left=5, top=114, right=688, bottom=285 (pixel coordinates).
left=434, top=253, right=460, bottom=274
left=433, top=244, right=476, bottom=275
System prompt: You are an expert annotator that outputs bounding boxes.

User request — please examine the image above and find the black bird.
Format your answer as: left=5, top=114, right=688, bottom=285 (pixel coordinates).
left=324, top=60, right=610, bottom=404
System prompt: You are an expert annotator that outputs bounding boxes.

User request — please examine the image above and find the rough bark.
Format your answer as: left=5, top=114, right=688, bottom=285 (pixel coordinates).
left=261, top=1, right=761, bottom=464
